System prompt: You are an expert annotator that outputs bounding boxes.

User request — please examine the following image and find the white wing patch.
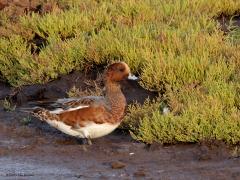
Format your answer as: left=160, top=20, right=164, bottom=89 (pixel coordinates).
left=49, top=108, right=65, bottom=114
left=49, top=105, right=89, bottom=114
left=65, top=105, right=89, bottom=112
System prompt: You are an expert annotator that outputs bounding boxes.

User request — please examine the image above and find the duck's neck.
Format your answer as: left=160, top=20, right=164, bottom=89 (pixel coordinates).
left=105, top=81, right=126, bottom=121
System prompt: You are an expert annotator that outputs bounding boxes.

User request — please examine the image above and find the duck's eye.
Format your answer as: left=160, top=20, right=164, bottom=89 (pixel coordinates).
left=119, top=68, right=125, bottom=72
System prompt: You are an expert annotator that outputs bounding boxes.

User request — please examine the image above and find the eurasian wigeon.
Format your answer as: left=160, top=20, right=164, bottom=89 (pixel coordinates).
left=31, top=62, right=133, bottom=145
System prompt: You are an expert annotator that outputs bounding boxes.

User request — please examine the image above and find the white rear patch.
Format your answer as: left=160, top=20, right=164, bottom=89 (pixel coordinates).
left=45, top=120, right=120, bottom=139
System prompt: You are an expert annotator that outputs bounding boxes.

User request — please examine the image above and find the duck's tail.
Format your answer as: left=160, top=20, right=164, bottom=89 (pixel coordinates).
left=31, top=108, right=51, bottom=121
left=19, top=106, right=60, bottom=122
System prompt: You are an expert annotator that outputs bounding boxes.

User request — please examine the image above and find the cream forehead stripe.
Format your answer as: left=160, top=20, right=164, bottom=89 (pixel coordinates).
left=120, top=62, right=130, bottom=73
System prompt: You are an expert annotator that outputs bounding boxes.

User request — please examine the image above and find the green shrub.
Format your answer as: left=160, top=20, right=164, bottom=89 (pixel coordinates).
left=37, top=34, right=87, bottom=79
left=20, top=8, right=93, bottom=40
left=0, top=34, right=86, bottom=86
left=125, top=86, right=240, bottom=144
left=0, top=35, right=38, bottom=86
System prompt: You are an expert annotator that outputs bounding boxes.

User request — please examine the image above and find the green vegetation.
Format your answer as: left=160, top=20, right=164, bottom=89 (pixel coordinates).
left=2, top=98, right=16, bottom=112
left=21, top=115, right=32, bottom=126
left=0, top=0, right=240, bottom=144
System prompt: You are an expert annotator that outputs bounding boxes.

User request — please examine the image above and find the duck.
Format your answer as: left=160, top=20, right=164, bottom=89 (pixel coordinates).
left=30, top=62, right=132, bottom=145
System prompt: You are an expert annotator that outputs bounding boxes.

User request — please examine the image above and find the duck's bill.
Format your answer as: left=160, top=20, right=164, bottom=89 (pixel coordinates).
left=128, top=73, right=138, bottom=80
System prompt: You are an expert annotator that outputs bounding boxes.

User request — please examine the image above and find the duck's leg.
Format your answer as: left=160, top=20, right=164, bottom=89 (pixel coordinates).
left=80, top=138, right=92, bottom=145
left=78, top=130, right=92, bottom=145
left=87, top=138, right=92, bottom=145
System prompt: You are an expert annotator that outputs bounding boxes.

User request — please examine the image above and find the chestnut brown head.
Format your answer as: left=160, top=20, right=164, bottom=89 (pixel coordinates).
left=105, top=62, right=130, bottom=82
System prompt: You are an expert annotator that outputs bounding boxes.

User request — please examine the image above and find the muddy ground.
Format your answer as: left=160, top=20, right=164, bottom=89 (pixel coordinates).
left=0, top=71, right=240, bottom=179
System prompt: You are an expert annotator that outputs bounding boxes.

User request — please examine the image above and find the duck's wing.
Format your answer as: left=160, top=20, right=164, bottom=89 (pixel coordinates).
left=58, top=96, right=105, bottom=110
left=30, top=95, right=112, bottom=126
left=51, top=96, right=106, bottom=114
left=24, top=96, right=105, bottom=114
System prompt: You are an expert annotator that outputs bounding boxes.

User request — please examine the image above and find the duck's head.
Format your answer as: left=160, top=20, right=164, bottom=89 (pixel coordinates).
left=104, top=62, right=130, bottom=83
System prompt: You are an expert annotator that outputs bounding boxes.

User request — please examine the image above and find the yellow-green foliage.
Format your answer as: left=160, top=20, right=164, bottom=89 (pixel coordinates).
left=0, top=35, right=37, bottom=85
left=125, top=86, right=240, bottom=144
left=2, top=98, right=16, bottom=112
left=0, top=0, right=240, bottom=143
left=0, top=34, right=86, bottom=86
